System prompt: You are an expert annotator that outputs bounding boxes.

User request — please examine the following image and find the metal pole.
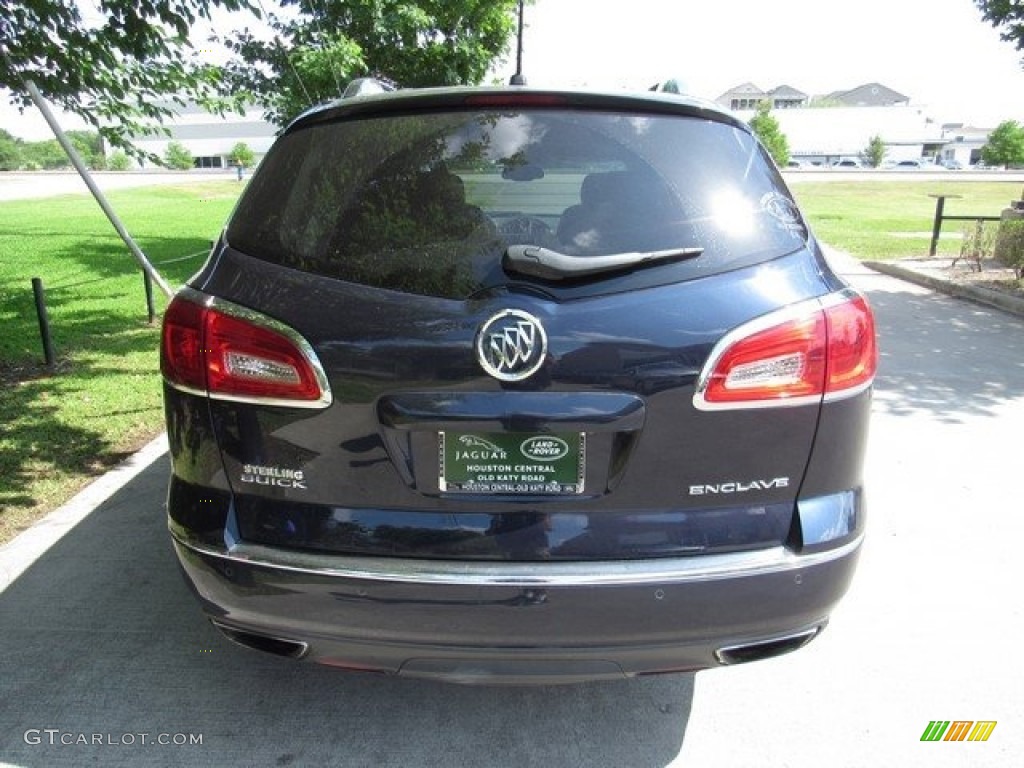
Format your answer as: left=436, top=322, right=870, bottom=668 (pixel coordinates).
left=143, top=270, right=155, bottom=324
left=929, top=196, right=946, bottom=257
left=32, top=277, right=56, bottom=367
left=510, top=0, right=526, bottom=85
left=18, top=78, right=175, bottom=299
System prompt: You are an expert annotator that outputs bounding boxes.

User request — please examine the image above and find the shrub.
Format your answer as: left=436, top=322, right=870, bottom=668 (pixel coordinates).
left=958, top=220, right=996, bottom=271
left=228, top=142, right=255, bottom=168
left=862, top=135, right=885, bottom=168
left=994, top=218, right=1024, bottom=279
left=163, top=141, right=194, bottom=170
left=107, top=150, right=132, bottom=171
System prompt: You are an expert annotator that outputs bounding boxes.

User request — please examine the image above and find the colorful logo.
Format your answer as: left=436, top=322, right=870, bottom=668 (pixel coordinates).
left=920, top=721, right=997, bottom=742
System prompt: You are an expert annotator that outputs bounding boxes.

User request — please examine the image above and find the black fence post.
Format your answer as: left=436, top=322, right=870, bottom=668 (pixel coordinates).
left=143, top=269, right=155, bottom=324
left=31, top=277, right=55, bottom=367
left=929, top=195, right=947, bottom=257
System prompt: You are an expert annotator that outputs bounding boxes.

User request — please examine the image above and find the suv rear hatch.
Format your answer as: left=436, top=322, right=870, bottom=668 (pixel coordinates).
left=163, top=91, right=874, bottom=563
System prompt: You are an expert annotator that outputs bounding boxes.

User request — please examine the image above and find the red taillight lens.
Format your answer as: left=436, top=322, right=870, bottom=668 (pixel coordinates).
left=823, top=294, right=877, bottom=396
left=161, top=293, right=330, bottom=407
left=696, top=292, right=876, bottom=410
left=701, top=312, right=827, bottom=406
left=161, top=297, right=206, bottom=391
left=204, top=310, right=323, bottom=402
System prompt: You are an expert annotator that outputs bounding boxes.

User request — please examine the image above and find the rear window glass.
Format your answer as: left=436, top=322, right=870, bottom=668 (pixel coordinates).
left=227, top=108, right=807, bottom=299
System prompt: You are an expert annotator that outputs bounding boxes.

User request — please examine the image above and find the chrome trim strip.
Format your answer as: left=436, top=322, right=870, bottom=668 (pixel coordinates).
left=172, top=532, right=862, bottom=588
left=823, top=379, right=873, bottom=403
left=163, top=286, right=333, bottom=409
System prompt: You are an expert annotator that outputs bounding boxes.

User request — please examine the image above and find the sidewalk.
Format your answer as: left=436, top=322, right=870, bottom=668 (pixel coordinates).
left=864, top=256, right=1024, bottom=318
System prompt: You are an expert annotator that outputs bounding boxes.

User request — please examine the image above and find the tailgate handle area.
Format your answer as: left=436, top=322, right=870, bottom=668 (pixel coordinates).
left=377, top=391, right=646, bottom=432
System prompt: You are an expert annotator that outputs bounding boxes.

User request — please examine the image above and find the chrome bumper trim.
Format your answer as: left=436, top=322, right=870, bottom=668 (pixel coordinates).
left=172, top=530, right=862, bottom=588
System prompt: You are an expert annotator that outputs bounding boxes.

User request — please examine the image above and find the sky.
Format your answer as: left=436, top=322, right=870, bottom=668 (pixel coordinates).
left=2, top=0, right=1023, bottom=140
left=496, top=0, right=1024, bottom=126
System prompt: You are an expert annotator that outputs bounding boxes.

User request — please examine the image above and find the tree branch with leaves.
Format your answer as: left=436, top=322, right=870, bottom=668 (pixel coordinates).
left=975, top=0, right=1024, bottom=60
left=1, top=0, right=257, bottom=155
left=218, top=0, right=521, bottom=127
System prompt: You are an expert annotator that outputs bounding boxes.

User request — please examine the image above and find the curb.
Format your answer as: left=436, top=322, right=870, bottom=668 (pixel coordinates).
left=865, top=261, right=1024, bottom=319
left=0, top=433, right=169, bottom=594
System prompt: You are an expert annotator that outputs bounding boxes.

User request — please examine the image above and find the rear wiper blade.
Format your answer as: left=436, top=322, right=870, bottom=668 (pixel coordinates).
left=504, top=244, right=703, bottom=281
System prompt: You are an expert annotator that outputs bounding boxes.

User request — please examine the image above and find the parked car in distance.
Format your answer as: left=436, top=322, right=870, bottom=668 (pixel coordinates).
left=830, top=158, right=862, bottom=168
left=891, top=158, right=938, bottom=170
left=161, top=82, right=877, bottom=684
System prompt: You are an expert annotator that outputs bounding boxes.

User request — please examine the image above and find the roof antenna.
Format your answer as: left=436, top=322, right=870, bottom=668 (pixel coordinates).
left=509, top=0, right=526, bottom=86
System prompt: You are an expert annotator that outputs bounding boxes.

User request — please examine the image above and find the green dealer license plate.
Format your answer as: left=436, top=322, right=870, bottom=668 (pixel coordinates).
left=439, top=431, right=585, bottom=495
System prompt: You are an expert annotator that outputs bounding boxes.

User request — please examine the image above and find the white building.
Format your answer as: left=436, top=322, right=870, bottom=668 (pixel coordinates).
left=732, top=104, right=946, bottom=164
left=129, top=102, right=278, bottom=169
left=937, top=124, right=991, bottom=167
left=128, top=90, right=992, bottom=172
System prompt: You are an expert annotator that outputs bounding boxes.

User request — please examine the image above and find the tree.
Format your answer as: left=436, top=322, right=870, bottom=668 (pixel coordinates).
left=981, top=120, right=1024, bottom=168
left=0, top=128, right=22, bottom=170
left=164, top=141, right=194, bottom=170
left=975, top=1, right=1024, bottom=59
left=862, top=135, right=886, bottom=168
left=107, top=150, right=132, bottom=171
left=66, top=130, right=105, bottom=169
left=220, top=0, right=520, bottom=126
left=0, top=0, right=256, bottom=154
left=24, top=139, right=70, bottom=169
left=749, top=101, right=790, bottom=167
left=228, top=141, right=255, bottom=168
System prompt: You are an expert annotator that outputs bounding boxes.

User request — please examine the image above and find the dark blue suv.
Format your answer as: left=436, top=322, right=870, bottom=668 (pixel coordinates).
left=161, top=85, right=876, bottom=683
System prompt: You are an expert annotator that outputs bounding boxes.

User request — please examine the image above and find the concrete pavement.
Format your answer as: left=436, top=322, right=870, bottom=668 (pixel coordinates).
left=0, top=455, right=692, bottom=768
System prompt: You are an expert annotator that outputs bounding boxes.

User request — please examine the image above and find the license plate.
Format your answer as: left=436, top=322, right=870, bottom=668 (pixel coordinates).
left=439, top=431, right=585, bottom=495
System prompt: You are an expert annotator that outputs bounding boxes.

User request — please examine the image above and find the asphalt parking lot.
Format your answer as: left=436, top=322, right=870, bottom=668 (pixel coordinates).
left=1, top=256, right=1022, bottom=768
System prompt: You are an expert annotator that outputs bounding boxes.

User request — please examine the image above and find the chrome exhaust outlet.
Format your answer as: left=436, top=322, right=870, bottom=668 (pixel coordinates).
left=714, top=625, right=823, bottom=666
left=210, top=620, right=309, bottom=660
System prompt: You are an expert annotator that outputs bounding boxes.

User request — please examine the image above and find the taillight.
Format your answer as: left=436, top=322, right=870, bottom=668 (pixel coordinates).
left=822, top=294, right=877, bottom=398
left=695, top=291, right=876, bottom=410
left=161, top=289, right=331, bottom=408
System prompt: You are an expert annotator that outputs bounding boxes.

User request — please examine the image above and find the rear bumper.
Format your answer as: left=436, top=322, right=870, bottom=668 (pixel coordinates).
left=172, top=531, right=862, bottom=683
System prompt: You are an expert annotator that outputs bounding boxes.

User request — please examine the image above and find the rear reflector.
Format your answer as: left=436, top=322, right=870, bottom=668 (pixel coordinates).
left=161, top=288, right=331, bottom=408
left=695, top=290, right=876, bottom=410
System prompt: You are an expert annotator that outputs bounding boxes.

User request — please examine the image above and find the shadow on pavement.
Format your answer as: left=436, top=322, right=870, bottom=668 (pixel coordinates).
left=853, top=273, right=1024, bottom=423
left=0, top=453, right=693, bottom=768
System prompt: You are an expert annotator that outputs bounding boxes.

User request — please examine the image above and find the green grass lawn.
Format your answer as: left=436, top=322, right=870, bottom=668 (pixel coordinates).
left=0, top=182, right=241, bottom=542
left=790, top=179, right=1021, bottom=260
left=0, top=177, right=1020, bottom=544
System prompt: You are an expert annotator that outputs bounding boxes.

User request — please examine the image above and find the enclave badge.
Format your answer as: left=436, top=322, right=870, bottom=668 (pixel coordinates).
left=476, top=309, right=547, bottom=382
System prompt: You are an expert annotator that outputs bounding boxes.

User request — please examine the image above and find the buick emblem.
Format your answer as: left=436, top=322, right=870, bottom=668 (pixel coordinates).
left=476, top=309, right=547, bottom=382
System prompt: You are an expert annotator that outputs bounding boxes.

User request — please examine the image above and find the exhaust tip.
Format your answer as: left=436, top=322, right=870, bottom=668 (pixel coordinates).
left=210, top=620, right=309, bottom=660
left=714, top=625, right=823, bottom=666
